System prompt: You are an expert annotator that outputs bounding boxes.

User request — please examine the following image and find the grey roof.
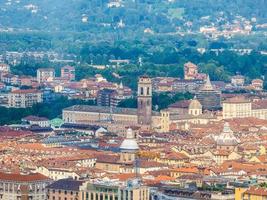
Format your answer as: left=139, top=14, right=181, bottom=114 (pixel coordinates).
left=46, top=179, right=84, bottom=191
left=64, top=105, right=160, bottom=116
left=170, top=113, right=216, bottom=120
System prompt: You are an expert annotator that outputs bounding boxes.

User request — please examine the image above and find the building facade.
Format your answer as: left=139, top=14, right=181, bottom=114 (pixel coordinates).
left=0, top=172, right=51, bottom=200
left=137, top=76, right=152, bottom=126
left=37, top=68, right=55, bottom=83
left=46, top=178, right=83, bottom=200
left=196, top=75, right=221, bottom=110
left=223, top=97, right=267, bottom=120
left=61, top=65, right=75, bottom=81
left=8, top=89, right=43, bottom=108
left=80, top=179, right=149, bottom=200
left=222, top=97, right=251, bottom=119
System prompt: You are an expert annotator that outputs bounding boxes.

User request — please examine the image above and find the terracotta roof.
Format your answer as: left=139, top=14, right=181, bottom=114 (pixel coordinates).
left=22, top=115, right=49, bottom=121
left=252, top=99, right=267, bottom=110
left=11, top=89, right=41, bottom=94
left=169, top=100, right=190, bottom=109
left=165, top=152, right=189, bottom=160
left=223, top=96, right=250, bottom=103
left=0, top=172, right=49, bottom=182
left=244, top=187, right=267, bottom=196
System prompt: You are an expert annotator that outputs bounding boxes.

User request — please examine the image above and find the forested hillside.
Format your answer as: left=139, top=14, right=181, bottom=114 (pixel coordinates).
left=0, top=0, right=266, bottom=32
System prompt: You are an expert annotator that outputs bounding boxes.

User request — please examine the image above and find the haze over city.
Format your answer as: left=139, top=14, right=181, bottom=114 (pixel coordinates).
left=0, top=0, right=267, bottom=200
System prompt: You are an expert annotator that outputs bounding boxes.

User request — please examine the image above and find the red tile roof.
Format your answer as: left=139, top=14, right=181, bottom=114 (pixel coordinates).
left=0, top=172, right=49, bottom=182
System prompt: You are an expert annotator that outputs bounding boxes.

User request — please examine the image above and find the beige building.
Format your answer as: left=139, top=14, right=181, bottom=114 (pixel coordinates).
left=251, top=79, right=264, bottom=91
left=63, top=76, right=162, bottom=130
left=231, top=75, right=245, bottom=87
left=223, top=97, right=251, bottom=119
left=160, top=98, right=218, bottom=132
left=62, top=106, right=161, bottom=130
left=37, top=68, right=55, bottom=83
left=0, top=172, right=51, bottom=200
left=223, top=97, right=267, bottom=120
left=0, top=63, right=10, bottom=72
left=8, top=89, right=43, bottom=108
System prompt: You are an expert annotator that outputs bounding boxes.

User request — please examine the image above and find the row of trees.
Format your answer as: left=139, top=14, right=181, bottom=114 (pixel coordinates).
left=0, top=97, right=95, bottom=125
left=118, top=92, right=193, bottom=110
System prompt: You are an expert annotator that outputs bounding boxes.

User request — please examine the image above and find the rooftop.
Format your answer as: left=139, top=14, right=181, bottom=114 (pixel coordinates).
left=64, top=105, right=160, bottom=116
left=0, top=172, right=49, bottom=182
left=47, top=178, right=84, bottom=191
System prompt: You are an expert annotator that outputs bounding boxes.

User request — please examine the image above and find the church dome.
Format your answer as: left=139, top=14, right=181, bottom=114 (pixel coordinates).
left=189, top=97, right=202, bottom=110
left=216, top=122, right=239, bottom=146
left=120, top=128, right=139, bottom=151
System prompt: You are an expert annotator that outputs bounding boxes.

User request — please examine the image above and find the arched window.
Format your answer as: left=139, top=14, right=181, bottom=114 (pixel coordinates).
left=140, top=87, right=144, bottom=95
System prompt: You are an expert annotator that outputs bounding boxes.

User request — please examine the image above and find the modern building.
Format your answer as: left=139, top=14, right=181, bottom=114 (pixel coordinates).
left=0, top=172, right=51, bottom=200
left=196, top=75, right=221, bottom=110
left=137, top=76, right=152, bottom=126
left=8, top=89, right=43, bottom=108
left=97, top=89, right=115, bottom=107
left=37, top=68, right=55, bottom=83
left=61, top=65, right=75, bottom=81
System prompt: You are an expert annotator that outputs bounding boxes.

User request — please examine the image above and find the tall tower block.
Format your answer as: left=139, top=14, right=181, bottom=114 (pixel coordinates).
left=137, top=76, right=152, bottom=125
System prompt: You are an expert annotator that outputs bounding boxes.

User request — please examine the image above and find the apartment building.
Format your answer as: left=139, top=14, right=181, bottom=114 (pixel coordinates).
left=0, top=172, right=51, bottom=200
left=8, top=89, right=43, bottom=108
left=37, top=68, right=55, bottom=83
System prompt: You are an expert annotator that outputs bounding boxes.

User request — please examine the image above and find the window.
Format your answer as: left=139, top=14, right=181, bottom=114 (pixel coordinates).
left=140, top=87, right=144, bottom=95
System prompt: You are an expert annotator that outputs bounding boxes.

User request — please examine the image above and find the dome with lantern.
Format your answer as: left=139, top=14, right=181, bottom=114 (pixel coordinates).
left=215, top=122, right=239, bottom=147
left=120, top=128, right=139, bottom=152
left=189, top=97, right=202, bottom=110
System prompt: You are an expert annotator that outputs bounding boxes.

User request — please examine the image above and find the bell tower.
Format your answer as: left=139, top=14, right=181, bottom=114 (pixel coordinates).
left=137, top=76, right=152, bottom=126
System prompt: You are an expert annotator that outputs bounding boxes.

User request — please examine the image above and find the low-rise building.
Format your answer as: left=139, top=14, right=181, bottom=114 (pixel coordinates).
left=231, top=75, right=245, bottom=87
left=22, top=115, right=50, bottom=127
left=61, top=65, right=75, bottom=81
left=235, top=187, right=267, bottom=200
left=0, top=63, right=10, bottom=73
left=251, top=79, right=264, bottom=91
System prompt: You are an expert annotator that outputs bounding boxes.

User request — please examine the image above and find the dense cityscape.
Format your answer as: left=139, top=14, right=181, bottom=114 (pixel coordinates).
left=0, top=0, right=267, bottom=200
